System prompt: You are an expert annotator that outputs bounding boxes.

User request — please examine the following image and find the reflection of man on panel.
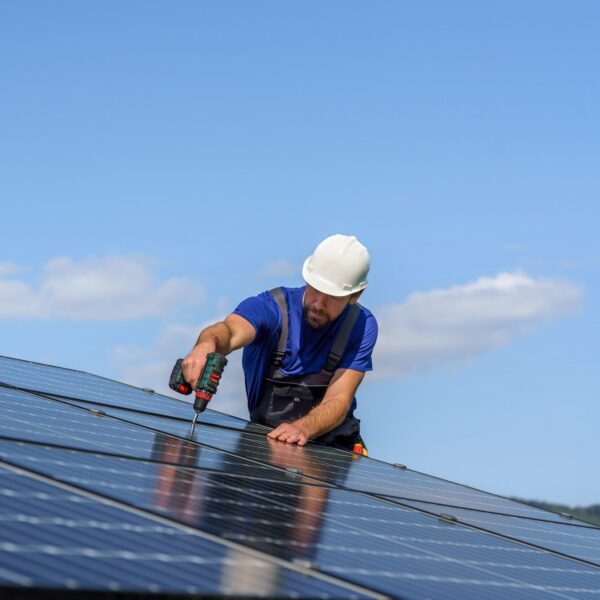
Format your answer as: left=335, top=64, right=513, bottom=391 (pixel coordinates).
left=182, top=235, right=378, bottom=451
left=150, top=428, right=356, bottom=595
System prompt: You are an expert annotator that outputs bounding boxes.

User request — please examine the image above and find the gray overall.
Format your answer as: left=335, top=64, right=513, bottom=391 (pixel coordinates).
left=249, top=287, right=365, bottom=451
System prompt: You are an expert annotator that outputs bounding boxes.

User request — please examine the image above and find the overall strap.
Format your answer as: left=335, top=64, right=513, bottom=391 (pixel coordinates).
left=322, top=303, right=361, bottom=375
left=268, top=287, right=288, bottom=377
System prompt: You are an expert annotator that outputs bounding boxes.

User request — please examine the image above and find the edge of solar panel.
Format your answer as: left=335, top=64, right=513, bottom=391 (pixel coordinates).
left=2, top=354, right=599, bottom=599
left=0, top=354, right=190, bottom=400
left=1, top=353, right=596, bottom=531
left=3, top=430, right=596, bottom=576
left=61, top=388, right=596, bottom=531
left=378, top=496, right=600, bottom=566
left=4, top=440, right=600, bottom=599
left=377, top=467, right=600, bottom=529
left=0, top=353, right=271, bottom=434
left=381, top=492, right=600, bottom=530
left=0, top=461, right=379, bottom=599
left=42, top=393, right=273, bottom=437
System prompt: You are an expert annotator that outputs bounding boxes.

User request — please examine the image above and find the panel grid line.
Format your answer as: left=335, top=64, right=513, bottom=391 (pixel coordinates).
left=0, top=435, right=332, bottom=489
left=3, top=355, right=600, bottom=599
left=3, top=450, right=598, bottom=600
left=5, top=372, right=593, bottom=531
left=0, top=461, right=387, bottom=600
left=0, top=381, right=270, bottom=438
left=89, top=405, right=600, bottom=541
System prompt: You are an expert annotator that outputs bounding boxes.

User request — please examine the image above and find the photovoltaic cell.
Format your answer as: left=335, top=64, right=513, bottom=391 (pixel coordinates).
left=383, top=498, right=600, bottom=566
left=54, top=394, right=272, bottom=435
left=0, top=464, right=370, bottom=598
left=3, top=354, right=599, bottom=599
left=2, top=440, right=600, bottom=600
left=0, top=387, right=327, bottom=487
left=1, top=355, right=577, bottom=528
left=89, top=405, right=588, bottom=527
left=0, top=354, right=253, bottom=431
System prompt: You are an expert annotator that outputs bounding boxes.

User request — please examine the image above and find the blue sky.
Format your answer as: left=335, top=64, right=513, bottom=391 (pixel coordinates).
left=1, top=1, right=598, bottom=505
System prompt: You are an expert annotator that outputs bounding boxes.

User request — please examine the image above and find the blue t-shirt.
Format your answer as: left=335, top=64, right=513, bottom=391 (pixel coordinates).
left=233, top=286, right=378, bottom=412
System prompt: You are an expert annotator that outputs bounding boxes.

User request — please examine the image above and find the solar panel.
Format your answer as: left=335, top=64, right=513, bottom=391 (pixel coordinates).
left=386, top=498, right=600, bottom=566
left=2, top=354, right=599, bottom=599
left=0, top=354, right=254, bottom=431
left=2, top=440, right=600, bottom=599
left=0, top=464, right=371, bottom=598
left=0, top=387, right=328, bottom=487
left=65, top=402, right=589, bottom=526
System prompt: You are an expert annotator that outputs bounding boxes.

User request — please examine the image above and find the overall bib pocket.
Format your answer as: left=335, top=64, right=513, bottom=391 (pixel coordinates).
left=266, top=381, right=325, bottom=428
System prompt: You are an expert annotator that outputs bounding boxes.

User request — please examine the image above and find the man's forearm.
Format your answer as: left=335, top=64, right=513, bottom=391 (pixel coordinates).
left=267, top=369, right=364, bottom=446
left=192, top=322, right=234, bottom=356
left=183, top=322, right=233, bottom=388
left=293, top=393, right=350, bottom=440
left=183, top=314, right=257, bottom=388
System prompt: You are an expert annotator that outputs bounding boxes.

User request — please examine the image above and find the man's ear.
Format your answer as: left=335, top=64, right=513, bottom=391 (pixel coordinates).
left=348, top=290, right=363, bottom=304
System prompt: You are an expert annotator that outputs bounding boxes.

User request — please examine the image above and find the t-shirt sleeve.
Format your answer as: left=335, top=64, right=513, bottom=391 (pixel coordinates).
left=339, top=309, right=378, bottom=372
left=233, top=291, right=281, bottom=342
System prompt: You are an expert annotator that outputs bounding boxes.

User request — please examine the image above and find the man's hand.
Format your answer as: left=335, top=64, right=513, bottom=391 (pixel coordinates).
left=267, top=422, right=310, bottom=446
left=182, top=314, right=257, bottom=389
left=182, top=344, right=213, bottom=389
left=266, top=369, right=365, bottom=446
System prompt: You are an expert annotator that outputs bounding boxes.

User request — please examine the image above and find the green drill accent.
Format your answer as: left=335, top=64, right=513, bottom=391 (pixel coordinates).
left=196, top=352, right=228, bottom=395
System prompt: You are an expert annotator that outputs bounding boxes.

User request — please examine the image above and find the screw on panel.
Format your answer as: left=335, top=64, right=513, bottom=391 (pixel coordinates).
left=560, top=512, right=575, bottom=519
left=90, top=408, right=106, bottom=416
left=439, top=513, right=458, bottom=524
left=285, top=467, right=303, bottom=476
left=142, top=387, right=155, bottom=393
left=292, top=558, right=317, bottom=569
left=393, top=463, right=407, bottom=470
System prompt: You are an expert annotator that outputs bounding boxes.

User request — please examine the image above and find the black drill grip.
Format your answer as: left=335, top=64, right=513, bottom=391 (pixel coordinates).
left=169, top=354, right=228, bottom=413
left=169, top=359, right=192, bottom=395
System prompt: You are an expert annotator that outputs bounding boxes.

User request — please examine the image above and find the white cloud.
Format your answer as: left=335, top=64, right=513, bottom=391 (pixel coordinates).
left=260, top=259, right=297, bottom=278
left=115, top=319, right=248, bottom=418
left=373, top=271, right=582, bottom=379
left=0, top=261, right=22, bottom=277
left=0, top=255, right=204, bottom=320
left=113, top=269, right=582, bottom=416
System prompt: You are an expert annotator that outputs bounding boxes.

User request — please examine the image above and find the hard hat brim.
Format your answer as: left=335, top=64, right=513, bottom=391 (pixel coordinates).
left=302, top=257, right=366, bottom=297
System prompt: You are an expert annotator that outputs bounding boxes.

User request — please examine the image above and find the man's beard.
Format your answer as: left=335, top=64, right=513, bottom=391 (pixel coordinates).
left=303, top=306, right=330, bottom=329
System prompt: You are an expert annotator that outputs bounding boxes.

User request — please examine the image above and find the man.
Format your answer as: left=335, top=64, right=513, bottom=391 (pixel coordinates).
left=182, top=234, right=378, bottom=451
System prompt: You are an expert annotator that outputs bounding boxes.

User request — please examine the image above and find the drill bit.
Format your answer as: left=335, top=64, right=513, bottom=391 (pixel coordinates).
left=188, top=411, right=200, bottom=438
left=169, top=353, right=228, bottom=438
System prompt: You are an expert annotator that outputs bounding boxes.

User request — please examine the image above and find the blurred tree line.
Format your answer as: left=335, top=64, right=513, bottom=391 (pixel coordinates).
left=514, top=499, right=600, bottom=526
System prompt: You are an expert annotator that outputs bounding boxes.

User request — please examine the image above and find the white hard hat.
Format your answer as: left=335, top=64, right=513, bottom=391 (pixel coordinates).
left=302, top=234, right=370, bottom=296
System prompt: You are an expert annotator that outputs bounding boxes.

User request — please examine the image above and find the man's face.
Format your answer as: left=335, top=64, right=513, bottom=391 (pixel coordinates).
left=302, top=285, right=360, bottom=328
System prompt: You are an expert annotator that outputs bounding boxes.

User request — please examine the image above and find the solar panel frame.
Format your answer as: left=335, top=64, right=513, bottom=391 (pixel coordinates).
left=379, top=497, right=600, bottom=566
left=0, top=463, right=375, bottom=599
left=69, top=402, right=594, bottom=528
left=0, top=387, right=331, bottom=489
left=3, top=378, right=591, bottom=533
left=3, top=354, right=599, bottom=600
left=0, top=354, right=258, bottom=432
left=2, top=440, right=600, bottom=600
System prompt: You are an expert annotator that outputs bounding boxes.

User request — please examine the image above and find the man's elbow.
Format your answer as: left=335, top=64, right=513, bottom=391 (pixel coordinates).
left=223, top=314, right=256, bottom=351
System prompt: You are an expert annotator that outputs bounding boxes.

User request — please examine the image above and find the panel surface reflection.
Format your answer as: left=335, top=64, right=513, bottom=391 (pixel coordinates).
left=388, top=497, right=600, bottom=566
left=2, top=440, right=600, bottom=600
left=0, top=464, right=366, bottom=598
left=0, top=354, right=252, bottom=429
left=100, top=407, right=583, bottom=526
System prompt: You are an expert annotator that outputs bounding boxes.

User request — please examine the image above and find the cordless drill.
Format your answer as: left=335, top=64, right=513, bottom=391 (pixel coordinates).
left=169, top=353, right=228, bottom=431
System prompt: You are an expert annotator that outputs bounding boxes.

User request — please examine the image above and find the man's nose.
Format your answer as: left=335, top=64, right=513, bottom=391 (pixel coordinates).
left=313, top=293, right=327, bottom=310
